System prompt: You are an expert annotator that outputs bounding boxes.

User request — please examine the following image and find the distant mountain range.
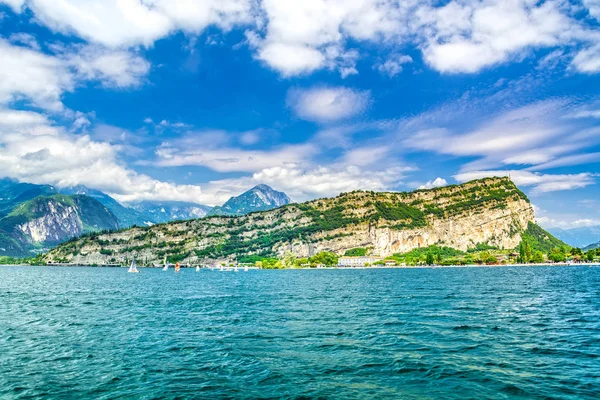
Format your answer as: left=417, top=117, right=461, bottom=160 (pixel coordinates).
left=60, top=186, right=213, bottom=226
left=0, top=178, right=291, bottom=257
left=208, top=184, right=291, bottom=216
left=547, top=226, right=600, bottom=249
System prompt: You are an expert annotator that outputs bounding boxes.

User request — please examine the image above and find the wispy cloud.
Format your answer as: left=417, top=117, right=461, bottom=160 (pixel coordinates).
left=287, top=86, right=371, bottom=123
left=454, top=170, right=596, bottom=194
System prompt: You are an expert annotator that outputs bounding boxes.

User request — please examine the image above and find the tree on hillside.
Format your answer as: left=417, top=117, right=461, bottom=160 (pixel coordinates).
left=282, top=251, right=297, bottom=268
left=426, top=253, right=434, bottom=265
left=531, top=251, right=544, bottom=264
left=344, top=248, right=367, bottom=256
left=525, top=241, right=532, bottom=262
left=586, top=250, right=595, bottom=262
left=309, top=251, right=338, bottom=267
left=548, top=248, right=566, bottom=263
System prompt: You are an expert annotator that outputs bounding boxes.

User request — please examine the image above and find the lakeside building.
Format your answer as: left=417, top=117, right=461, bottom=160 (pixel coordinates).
left=338, top=256, right=383, bottom=267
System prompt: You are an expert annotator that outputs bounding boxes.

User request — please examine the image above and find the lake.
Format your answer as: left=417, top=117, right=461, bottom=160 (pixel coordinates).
left=1, top=266, right=599, bottom=399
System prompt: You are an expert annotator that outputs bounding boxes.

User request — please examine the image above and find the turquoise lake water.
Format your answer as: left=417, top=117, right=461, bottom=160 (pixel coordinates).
left=0, top=266, right=599, bottom=399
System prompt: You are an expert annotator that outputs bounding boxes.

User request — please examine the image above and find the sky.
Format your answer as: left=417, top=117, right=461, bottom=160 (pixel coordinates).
left=0, top=0, right=599, bottom=229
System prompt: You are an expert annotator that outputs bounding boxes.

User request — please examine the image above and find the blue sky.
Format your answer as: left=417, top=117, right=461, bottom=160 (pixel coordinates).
left=0, top=0, right=599, bottom=229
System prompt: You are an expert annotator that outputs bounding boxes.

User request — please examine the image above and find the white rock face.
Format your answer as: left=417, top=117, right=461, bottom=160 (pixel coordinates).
left=276, top=198, right=534, bottom=258
left=17, top=201, right=84, bottom=244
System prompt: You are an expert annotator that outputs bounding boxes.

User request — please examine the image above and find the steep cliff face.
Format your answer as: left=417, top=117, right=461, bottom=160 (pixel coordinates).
left=0, top=194, right=118, bottom=256
left=46, top=177, right=538, bottom=265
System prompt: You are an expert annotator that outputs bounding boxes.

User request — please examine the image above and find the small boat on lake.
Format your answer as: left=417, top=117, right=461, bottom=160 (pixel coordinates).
left=128, top=258, right=140, bottom=273
left=196, top=266, right=200, bottom=272
left=162, top=256, right=168, bottom=271
left=174, top=262, right=181, bottom=273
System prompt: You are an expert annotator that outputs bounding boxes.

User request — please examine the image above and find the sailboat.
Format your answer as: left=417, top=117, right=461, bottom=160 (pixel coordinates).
left=196, top=265, right=200, bottom=272
left=244, top=265, right=249, bottom=272
left=162, top=256, right=168, bottom=271
left=128, top=258, right=140, bottom=273
left=174, top=262, right=181, bottom=273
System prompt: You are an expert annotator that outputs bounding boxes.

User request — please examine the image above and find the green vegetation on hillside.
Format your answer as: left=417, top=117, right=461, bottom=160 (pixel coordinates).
left=45, top=177, right=543, bottom=265
left=344, top=247, right=367, bottom=256
left=521, top=222, right=568, bottom=253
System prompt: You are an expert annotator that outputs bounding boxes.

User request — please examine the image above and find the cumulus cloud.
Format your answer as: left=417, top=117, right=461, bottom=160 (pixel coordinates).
left=63, top=45, right=150, bottom=88
left=418, top=177, right=448, bottom=189
left=0, top=39, right=72, bottom=111
left=0, top=109, right=231, bottom=205
left=287, top=86, right=370, bottom=123
left=2, top=0, right=600, bottom=77
left=583, top=0, right=600, bottom=21
left=419, top=0, right=574, bottom=73
left=0, top=39, right=150, bottom=111
left=454, top=170, right=596, bottom=194
left=571, top=45, right=600, bottom=73
left=248, top=164, right=411, bottom=201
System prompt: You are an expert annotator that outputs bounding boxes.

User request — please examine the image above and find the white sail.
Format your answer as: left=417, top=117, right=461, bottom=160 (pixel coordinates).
left=196, top=266, right=200, bottom=272
left=162, top=256, right=168, bottom=271
left=128, top=258, right=139, bottom=273
left=244, top=265, right=249, bottom=272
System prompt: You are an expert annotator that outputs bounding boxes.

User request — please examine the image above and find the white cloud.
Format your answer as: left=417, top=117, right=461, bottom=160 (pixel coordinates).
left=239, top=130, right=261, bottom=145
left=418, top=177, right=447, bottom=189
left=420, top=0, right=574, bottom=73
left=155, top=136, right=316, bottom=173
left=63, top=45, right=150, bottom=88
left=402, top=99, right=600, bottom=173
left=256, top=42, right=326, bottom=76
left=0, top=109, right=231, bottom=205
left=0, top=39, right=150, bottom=111
left=583, top=0, right=600, bottom=21
left=249, top=164, right=410, bottom=201
left=454, top=170, right=596, bottom=194
left=287, top=86, right=370, bottom=123
left=2, top=0, right=600, bottom=77
left=0, top=39, right=72, bottom=111
left=2, top=0, right=254, bottom=48
left=248, top=0, right=411, bottom=77
left=1, top=0, right=24, bottom=12
left=375, top=54, right=413, bottom=77
left=527, top=152, right=600, bottom=171
left=571, top=45, right=600, bottom=73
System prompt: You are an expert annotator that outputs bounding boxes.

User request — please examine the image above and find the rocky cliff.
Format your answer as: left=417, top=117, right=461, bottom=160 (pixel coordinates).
left=45, top=177, right=539, bottom=266
left=0, top=195, right=118, bottom=256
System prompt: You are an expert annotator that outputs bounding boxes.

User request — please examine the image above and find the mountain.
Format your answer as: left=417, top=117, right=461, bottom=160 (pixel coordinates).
left=46, top=177, right=557, bottom=266
left=0, top=178, right=57, bottom=218
left=60, top=185, right=148, bottom=227
left=130, top=201, right=212, bottom=224
left=60, top=185, right=212, bottom=226
left=547, top=226, right=600, bottom=249
left=208, top=184, right=291, bottom=216
left=0, top=194, right=118, bottom=257
left=583, top=241, right=600, bottom=251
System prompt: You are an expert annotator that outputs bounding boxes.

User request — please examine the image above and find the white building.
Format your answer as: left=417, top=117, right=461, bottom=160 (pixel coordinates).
left=338, top=256, right=382, bottom=267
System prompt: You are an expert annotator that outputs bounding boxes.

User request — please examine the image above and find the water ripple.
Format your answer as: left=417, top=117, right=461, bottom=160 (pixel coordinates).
left=0, top=265, right=599, bottom=399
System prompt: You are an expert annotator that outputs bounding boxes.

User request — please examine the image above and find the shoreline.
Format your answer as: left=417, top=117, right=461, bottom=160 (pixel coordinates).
left=1, top=263, right=598, bottom=269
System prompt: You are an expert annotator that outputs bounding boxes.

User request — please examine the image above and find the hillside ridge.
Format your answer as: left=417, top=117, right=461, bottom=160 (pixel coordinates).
left=45, top=177, right=545, bottom=266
